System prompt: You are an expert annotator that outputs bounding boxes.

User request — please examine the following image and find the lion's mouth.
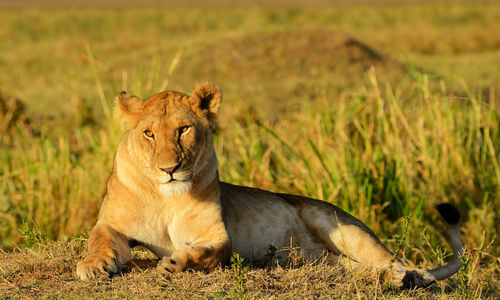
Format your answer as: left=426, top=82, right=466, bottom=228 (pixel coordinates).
left=161, top=175, right=192, bottom=184
left=166, top=177, right=191, bottom=183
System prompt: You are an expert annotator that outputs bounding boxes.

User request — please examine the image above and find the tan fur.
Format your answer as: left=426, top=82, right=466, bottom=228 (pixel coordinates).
left=77, top=83, right=459, bottom=289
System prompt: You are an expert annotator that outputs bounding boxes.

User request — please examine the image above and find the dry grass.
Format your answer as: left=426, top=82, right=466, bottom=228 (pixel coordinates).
left=1, top=240, right=497, bottom=299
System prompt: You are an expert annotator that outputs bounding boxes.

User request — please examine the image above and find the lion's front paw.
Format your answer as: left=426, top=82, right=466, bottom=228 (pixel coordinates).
left=157, top=251, right=189, bottom=273
left=76, top=253, right=120, bottom=280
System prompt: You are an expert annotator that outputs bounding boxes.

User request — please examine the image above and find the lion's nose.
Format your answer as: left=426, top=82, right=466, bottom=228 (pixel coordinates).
left=159, top=162, right=181, bottom=175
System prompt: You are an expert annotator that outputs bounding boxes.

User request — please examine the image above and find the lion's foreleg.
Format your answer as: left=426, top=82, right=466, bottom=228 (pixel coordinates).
left=76, top=223, right=131, bottom=280
left=159, top=199, right=232, bottom=273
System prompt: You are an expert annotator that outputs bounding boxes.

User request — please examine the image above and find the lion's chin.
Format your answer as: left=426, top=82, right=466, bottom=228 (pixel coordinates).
left=158, top=180, right=193, bottom=196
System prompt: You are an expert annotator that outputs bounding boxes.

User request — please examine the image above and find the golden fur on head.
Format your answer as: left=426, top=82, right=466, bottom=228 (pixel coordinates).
left=114, top=82, right=222, bottom=130
left=77, top=83, right=463, bottom=290
left=111, top=83, right=223, bottom=194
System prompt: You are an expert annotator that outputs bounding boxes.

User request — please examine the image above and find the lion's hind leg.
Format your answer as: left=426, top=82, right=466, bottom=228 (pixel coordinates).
left=291, top=200, right=435, bottom=288
left=294, top=202, right=394, bottom=264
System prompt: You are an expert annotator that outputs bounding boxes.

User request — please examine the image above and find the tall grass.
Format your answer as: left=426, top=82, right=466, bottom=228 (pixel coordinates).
left=1, top=58, right=497, bottom=262
left=3, top=62, right=498, bottom=238
left=218, top=69, right=499, bottom=237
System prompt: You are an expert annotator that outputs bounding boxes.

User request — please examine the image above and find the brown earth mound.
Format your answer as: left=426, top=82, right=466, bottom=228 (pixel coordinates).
left=177, top=29, right=407, bottom=118
left=180, top=28, right=404, bottom=83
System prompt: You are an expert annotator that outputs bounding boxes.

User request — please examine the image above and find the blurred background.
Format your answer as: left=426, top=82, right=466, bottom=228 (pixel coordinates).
left=2, top=0, right=500, bottom=117
left=0, top=0, right=498, bottom=291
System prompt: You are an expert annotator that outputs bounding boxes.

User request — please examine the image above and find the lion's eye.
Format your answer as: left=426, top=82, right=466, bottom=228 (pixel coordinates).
left=144, top=130, right=154, bottom=138
left=179, top=126, right=191, bottom=134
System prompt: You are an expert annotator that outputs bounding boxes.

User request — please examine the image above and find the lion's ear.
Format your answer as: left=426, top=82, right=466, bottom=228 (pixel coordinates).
left=190, top=82, right=222, bottom=127
left=114, top=91, right=145, bottom=129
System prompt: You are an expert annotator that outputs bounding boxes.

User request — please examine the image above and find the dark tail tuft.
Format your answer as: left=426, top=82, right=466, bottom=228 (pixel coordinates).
left=436, top=203, right=460, bottom=225
left=428, top=203, right=463, bottom=281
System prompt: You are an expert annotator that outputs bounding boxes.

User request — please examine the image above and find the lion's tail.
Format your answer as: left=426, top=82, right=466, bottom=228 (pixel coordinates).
left=427, top=203, right=464, bottom=280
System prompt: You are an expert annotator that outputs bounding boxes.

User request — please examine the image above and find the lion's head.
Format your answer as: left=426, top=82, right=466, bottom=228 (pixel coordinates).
left=115, top=82, right=221, bottom=195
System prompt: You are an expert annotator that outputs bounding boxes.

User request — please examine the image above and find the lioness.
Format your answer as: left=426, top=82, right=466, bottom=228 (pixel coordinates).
left=77, top=83, right=463, bottom=288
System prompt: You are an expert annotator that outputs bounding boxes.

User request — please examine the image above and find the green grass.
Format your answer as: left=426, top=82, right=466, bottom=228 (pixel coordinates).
left=0, top=1, right=499, bottom=298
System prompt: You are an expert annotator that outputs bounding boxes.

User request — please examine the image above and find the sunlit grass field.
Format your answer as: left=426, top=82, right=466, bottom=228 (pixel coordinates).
left=1, top=1, right=499, bottom=298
